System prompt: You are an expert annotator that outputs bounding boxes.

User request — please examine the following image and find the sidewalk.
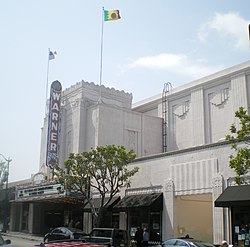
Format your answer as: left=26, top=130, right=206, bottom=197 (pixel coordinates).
left=1, top=231, right=43, bottom=242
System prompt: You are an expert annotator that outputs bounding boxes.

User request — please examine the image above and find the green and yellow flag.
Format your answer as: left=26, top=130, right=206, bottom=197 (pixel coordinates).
left=104, top=10, right=121, bottom=21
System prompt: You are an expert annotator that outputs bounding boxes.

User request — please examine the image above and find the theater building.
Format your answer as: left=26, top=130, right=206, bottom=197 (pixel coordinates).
left=8, top=60, right=250, bottom=245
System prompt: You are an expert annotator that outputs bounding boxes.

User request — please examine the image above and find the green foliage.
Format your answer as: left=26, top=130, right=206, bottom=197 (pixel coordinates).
left=0, top=160, right=8, bottom=189
left=53, top=145, right=138, bottom=224
left=226, top=107, right=250, bottom=184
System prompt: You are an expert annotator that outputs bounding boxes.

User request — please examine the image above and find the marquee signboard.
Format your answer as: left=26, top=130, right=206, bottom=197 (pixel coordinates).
left=46, top=80, right=62, bottom=168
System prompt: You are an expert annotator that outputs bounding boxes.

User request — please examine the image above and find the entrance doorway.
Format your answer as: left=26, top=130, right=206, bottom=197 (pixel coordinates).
left=45, top=211, right=64, bottom=229
left=232, top=206, right=250, bottom=247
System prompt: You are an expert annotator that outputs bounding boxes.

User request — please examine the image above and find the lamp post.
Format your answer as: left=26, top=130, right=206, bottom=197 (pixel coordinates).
left=0, top=153, right=11, bottom=233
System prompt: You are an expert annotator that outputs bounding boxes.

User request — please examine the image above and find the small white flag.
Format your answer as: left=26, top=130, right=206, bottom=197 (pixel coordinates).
left=49, top=51, right=57, bottom=60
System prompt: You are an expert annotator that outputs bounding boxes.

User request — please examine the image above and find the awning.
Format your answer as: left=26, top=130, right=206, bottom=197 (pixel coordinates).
left=114, top=193, right=163, bottom=211
left=15, top=193, right=87, bottom=205
left=215, top=185, right=250, bottom=207
left=84, top=196, right=120, bottom=211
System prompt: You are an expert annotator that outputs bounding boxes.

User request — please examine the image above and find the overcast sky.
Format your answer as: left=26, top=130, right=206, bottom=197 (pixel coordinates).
left=0, top=0, right=250, bottom=182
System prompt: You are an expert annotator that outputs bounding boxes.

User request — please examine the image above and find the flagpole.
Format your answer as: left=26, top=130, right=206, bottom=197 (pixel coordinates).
left=248, top=24, right=250, bottom=50
left=99, top=7, right=105, bottom=102
left=45, top=48, right=51, bottom=114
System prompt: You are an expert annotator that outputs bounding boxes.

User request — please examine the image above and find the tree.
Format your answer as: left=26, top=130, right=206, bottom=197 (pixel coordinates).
left=53, top=144, right=138, bottom=227
left=226, top=107, right=250, bottom=184
left=0, top=160, right=8, bottom=189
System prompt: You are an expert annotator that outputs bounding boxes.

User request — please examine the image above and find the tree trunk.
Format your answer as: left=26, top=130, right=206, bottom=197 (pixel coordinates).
left=93, top=207, right=106, bottom=228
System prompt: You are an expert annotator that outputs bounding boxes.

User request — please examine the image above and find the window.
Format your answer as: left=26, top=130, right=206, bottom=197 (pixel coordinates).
left=175, top=240, right=188, bottom=247
left=53, top=228, right=63, bottom=234
left=162, top=239, right=177, bottom=246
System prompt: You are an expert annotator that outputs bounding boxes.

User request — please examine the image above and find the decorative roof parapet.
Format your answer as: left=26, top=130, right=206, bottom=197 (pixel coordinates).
left=62, top=80, right=133, bottom=108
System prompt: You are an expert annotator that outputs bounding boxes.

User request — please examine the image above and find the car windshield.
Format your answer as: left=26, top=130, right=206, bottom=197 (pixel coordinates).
left=67, top=227, right=85, bottom=234
left=91, top=229, right=112, bottom=238
left=52, top=228, right=62, bottom=233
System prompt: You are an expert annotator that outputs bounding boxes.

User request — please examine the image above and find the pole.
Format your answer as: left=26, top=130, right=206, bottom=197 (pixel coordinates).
left=99, top=7, right=105, bottom=102
left=45, top=48, right=51, bottom=113
left=0, top=154, right=11, bottom=233
left=248, top=24, right=250, bottom=49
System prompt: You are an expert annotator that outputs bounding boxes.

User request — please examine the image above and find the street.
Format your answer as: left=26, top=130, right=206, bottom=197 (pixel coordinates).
left=5, top=235, right=42, bottom=247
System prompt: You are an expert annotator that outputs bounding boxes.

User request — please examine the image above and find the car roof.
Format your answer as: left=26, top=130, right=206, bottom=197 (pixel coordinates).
left=92, top=228, right=125, bottom=231
left=53, top=227, right=85, bottom=233
left=64, top=227, right=86, bottom=233
left=163, top=238, right=214, bottom=246
left=92, top=228, right=114, bottom=230
left=164, top=238, right=207, bottom=241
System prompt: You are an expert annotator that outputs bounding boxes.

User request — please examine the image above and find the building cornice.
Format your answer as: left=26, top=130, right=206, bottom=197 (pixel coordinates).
left=132, top=139, right=233, bottom=163
left=132, top=60, right=250, bottom=112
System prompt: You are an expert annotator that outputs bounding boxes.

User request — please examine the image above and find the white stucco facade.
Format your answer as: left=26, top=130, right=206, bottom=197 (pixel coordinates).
left=38, top=60, right=250, bottom=244
left=129, top=60, right=250, bottom=243
left=39, top=82, right=163, bottom=175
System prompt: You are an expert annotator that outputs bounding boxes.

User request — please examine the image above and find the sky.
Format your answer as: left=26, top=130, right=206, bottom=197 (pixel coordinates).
left=0, top=1, right=250, bottom=182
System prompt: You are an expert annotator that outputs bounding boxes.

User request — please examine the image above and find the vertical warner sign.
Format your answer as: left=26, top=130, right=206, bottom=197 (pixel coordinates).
left=46, top=80, right=62, bottom=168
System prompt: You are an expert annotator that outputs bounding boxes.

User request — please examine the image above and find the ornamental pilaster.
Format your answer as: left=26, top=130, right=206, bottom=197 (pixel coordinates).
left=163, top=178, right=175, bottom=240
left=212, top=173, right=225, bottom=245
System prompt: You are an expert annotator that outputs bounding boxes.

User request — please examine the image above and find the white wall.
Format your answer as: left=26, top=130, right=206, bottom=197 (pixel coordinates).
left=175, top=194, right=213, bottom=243
left=126, top=142, right=236, bottom=243
left=133, top=61, right=250, bottom=153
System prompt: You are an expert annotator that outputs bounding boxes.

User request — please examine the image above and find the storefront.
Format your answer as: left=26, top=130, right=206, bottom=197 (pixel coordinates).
left=114, top=193, right=163, bottom=244
left=10, top=182, right=87, bottom=234
left=215, top=185, right=250, bottom=246
left=82, top=196, right=121, bottom=232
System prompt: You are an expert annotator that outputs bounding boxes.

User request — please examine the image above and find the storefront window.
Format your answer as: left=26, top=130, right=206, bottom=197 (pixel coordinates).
left=232, top=206, right=250, bottom=247
left=21, top=203, right=29, bottom=231
left=112, top=213, right=119, bottom=228
left=150, top=212, right=161, bottom=242
left=128, top=209, right=162, bottom=243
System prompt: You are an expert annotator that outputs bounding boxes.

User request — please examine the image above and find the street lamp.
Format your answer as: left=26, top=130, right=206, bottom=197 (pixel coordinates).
left=0, top=153, right=11, bottom=233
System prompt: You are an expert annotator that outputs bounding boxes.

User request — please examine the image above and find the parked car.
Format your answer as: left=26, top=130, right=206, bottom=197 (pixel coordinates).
left=34, top=240, right=106, bottom=247
left=44, top=227, right=88, bottom=243
left=0, top=235, right=11, bottom=246
left=161, top=238, right=214, bottom=247
left=84, top=228, right=131, bottom=247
